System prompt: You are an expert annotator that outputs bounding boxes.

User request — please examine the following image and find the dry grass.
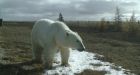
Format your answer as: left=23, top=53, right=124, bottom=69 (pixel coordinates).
left=0, top=25, right=31, bottom=49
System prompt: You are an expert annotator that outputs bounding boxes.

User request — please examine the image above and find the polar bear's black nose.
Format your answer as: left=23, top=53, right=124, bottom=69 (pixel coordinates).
left=77, top=43, right=85, bottom=51
left=78, top=48, right=85, bottom=51
left=78, top=47, right=85, bottom=51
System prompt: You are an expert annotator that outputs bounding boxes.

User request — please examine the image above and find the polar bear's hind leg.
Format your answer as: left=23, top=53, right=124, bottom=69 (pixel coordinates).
left=43, top=46, right=57, bottom=69
left=32, top=44, right=43, bottom=63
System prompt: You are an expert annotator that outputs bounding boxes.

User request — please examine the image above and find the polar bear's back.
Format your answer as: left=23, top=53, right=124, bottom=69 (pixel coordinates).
left=33, top=19, right=54, bottom=30
left=32, top=19, right=55, bottom=34
left=32, top=19, right=56, bottom=45
left=33, top=19, right=70, bottom=32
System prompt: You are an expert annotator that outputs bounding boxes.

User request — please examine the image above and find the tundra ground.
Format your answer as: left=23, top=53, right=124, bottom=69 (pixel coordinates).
left=0, top=22, right=139, bottom=75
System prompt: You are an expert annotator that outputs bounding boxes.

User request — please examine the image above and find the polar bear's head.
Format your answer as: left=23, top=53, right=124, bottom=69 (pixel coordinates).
left=59, top=30, right=85, bottom=51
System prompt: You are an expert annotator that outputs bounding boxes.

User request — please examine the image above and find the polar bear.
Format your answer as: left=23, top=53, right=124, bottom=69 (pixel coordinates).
left=31, top=19, right=85, bottom=69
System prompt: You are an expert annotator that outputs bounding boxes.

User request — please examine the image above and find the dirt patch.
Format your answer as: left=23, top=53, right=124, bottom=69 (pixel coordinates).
left=75, top=69, right=107, bottom=75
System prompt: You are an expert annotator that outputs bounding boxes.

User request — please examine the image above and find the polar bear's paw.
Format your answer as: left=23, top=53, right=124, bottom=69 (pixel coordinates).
left=53, top=60, right=60, bottom=64
left=43, top=61, right=53, bottom=69
left=61, top=62, right=70, bottom=67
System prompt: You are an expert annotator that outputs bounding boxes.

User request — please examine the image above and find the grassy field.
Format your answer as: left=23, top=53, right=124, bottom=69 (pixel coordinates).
left=0, top=21, right=139, bottom=75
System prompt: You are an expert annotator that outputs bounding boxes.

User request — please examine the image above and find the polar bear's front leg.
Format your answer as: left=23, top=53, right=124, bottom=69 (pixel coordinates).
left=60, top=48, right=70, bottom=66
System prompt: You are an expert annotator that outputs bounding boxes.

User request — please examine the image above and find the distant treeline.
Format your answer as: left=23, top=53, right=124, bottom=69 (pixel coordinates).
left=0, top=19, right=2, bottom=26
left=2, top=20, right=140, bottom=33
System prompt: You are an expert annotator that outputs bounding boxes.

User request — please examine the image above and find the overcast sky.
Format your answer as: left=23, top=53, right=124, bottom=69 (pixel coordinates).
left=0, top=0, right=140, bottom=21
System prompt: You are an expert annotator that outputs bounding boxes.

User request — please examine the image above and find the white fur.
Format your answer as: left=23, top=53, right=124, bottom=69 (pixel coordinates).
left=31, top=19, right=85, bottom=68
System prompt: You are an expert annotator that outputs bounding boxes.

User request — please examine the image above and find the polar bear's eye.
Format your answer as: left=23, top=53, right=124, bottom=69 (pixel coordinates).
left=76, top=40, right=79, bottom=43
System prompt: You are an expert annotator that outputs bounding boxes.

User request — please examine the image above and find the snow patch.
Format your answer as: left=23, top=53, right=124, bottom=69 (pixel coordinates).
left=44, top=49, right=134, bottom=75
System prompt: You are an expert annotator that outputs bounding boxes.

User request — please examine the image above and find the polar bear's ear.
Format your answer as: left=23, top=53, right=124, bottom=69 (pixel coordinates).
left=66, top=30, right=70, bottom=36
left=75, top=32, right=78, bottom=34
